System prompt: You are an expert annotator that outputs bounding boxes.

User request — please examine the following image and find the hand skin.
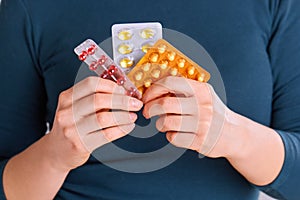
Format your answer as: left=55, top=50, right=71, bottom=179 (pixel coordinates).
left=142, top=76, right=285, bottom=186
left=3, top=77, right=143, bottom=200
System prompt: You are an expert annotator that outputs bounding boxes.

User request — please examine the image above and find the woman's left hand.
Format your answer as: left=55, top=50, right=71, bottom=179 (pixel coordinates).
left=142, top=76, right=234, bottom=158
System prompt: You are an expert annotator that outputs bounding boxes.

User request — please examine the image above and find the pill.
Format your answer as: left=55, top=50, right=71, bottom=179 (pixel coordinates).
left=135, top=71, right=144, bottom=81
left=158, top=44, right=167, bottom=54
left=120, top=57, right=134, bottom=68
left=170, top=68, right=178, bottom=76
left=151, top=69, right=161, bottom=79
left=149, top=53, right=159, bottom=63
left=197, top=73, right=205, bottom=82
left=177, top=58, right=186, bottom=68
left=187, top=66, right=195, bottom=75
left=118, top=44, right=133, bottom=54
left=143, top=63, right=151, bottom=71
left=140, top=28, right=155, bottom=39
left=159, top=60, right=168, bottom=69
left=118, top=30, right=133, bottom=40
left=144, top=79, right=152, bottom=88
left=141, top=43, right=153, bottom=53
left=167, top=51, right=176, bottom=61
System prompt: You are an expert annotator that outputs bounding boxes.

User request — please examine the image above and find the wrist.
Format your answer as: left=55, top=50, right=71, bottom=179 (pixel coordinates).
left=41, top=134, right=72, bottom=174
left=217, top=109, right=251, bottom=159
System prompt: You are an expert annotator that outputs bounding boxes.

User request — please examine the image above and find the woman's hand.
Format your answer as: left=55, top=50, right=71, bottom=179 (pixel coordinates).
left=47, top=77, right=143, bottom=171
left=142, top=76, right=232, bottom=158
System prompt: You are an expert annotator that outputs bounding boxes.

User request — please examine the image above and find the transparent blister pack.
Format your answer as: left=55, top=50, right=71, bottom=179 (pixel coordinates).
left=127, top=39, right=211, bottom=96
left=112, top=22, right=162, bottom=73
left=74, top=39, right=141, bottom=99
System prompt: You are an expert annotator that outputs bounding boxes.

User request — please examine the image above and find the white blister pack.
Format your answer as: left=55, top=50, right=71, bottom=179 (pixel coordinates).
left=112, top=22, right=162, bottom=73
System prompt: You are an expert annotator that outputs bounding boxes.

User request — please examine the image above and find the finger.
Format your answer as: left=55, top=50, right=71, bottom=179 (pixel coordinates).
left=143, top=96, right=199, bottom=118
left=73, top=93, right=143, bottom=117
left=80, top=123, right=135, bottom=152
left=142, top=76, right=197, bottom=103
left=75, top=111, right=137, bottom=134
left=59, top=77, right=126, bottom=108
left=156, top=115, right=201, bottom=133
left=166, top=131, right=202, bottom=152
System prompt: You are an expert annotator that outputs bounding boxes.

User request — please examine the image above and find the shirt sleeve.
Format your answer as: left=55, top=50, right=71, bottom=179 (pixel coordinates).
left=256, top=0, right=300, bottom=199
left=0, top=0, right=47, bottom=198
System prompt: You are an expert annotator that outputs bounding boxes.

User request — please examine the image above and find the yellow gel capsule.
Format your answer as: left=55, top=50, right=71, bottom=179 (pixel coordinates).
left=118, top=30, right=133, bottom=40
left=177, top=58, right=186, bottom=68
left=144, top=79, right=152, bottom=88
left=198, top=73, right=205, bottom=82
left=159, top=60, right=168, bottom=69
left=140, top=29, right=155, bottom=39
left=118, top=44, right=133, bottom=54
left=188, top=66, right=195, bottom=75
left=170, top=68, right=178, bottom=76
left=158, top=44, right=167, bottom=54
left=151, top=69, right=161, bottom=79
left=119, top=57, right=134, bottom=68
left=149, top=53, right=159, bottom=63
left=141, top=43, right=152, bottom=53
left=167, top=51, right=176, bottom=61
left=143, top=63, right=151, bottom=72
left=135, top=71, right=144, bottom=81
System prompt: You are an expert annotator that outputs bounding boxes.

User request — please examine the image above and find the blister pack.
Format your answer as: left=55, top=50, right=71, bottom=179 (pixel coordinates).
left=112, top=22, right=162, bottom=73
left=74, top=39, right=141, bottom=99
left=127, top=39, right=211, bottom=96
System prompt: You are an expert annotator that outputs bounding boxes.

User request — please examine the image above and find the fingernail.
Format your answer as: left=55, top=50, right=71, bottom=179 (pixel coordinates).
left=129, top=113, right=137, bottom=121
left=130, top=99, right=142, bottom=108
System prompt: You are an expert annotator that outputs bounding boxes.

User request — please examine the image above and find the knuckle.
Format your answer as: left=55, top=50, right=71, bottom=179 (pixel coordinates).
left=55, top=109, right=69, bottom=126
left=62, top=126, right=75, bottom=140
left=58, top=90, right=69, bottom=102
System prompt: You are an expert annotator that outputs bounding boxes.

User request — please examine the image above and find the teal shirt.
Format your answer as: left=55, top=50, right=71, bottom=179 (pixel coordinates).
left=1, top=0, right=300, bottom=199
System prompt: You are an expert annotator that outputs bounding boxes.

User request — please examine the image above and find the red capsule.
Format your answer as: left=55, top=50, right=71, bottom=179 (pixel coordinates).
left=100, top=70, right=110, bottom=79
left=116, top=76, right=125, bottom=85
left=87, top=45, right=96, bottom=55
left=98, top=55, right=107, bottom=65
left=108, top=65, right=118, bottom=75
left=126, top=87, right=136, bottom=97
left=89, top=61, right=98, bottom=71
left=79, top=51, right=88, bottom=61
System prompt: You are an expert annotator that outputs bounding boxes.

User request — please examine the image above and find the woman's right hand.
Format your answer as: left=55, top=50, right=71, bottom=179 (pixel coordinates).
left=46, top=77, right=143, bottom=172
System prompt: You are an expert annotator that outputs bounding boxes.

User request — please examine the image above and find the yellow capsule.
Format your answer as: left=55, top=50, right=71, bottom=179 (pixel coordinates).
left=167, top=51, right=176, bottom=61
left=170, top=68, right=178, bottom=76
left=149, top=53, right=159, bottom=63
left=187, top=66, right=195, bottom=75
left=119, top=57, right=134, bottom=68
left=140, top=28, right=155, bottom=39
left=159, top=60, right=168, bottom=70
left=118, top=44, right=133, bottom=54
left=135, top=71, right=144, bottom=81
left=144, top=79, right=152, bottom=88
left=141, top=43, right=152, bottom=53
left=177, top=58, right=186, bottom=68
left=151, top=69, right=161, bottom=79
left=198, top=73, right=205, bottom=82
left=143, top=63, right=151, bottom=72
left=158, top=44, right=167, bottom=54
left=118, top=30, right=133, bottom=40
